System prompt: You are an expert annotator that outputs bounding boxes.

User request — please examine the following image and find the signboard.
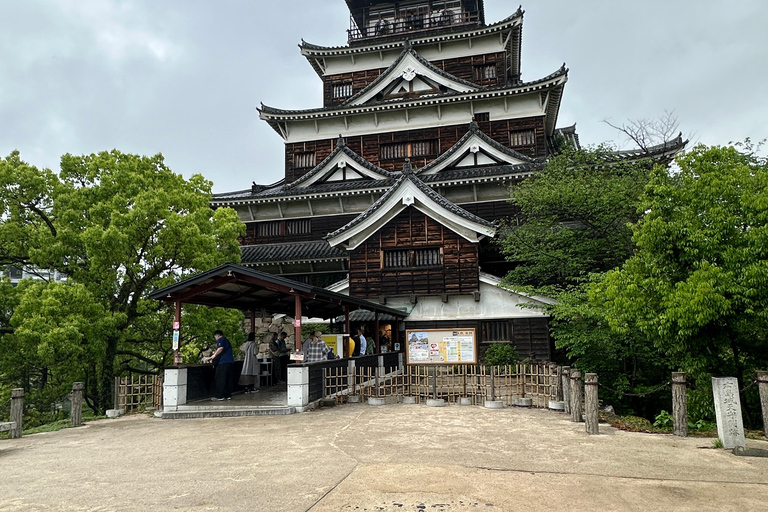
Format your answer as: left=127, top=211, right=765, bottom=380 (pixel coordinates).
left=405, top=329, right=477, bottom=365
left=321, top=334, right=342, bottom=358
left=293, top=319, right=301, bottom=327
left=172, top=330, right=180, bottom=351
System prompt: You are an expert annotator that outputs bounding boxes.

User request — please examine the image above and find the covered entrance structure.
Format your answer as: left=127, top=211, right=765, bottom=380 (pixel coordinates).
left=150, top=263, right=408, bottom=416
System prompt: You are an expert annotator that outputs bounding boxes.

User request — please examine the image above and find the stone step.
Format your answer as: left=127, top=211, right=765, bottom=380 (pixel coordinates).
left=155, top=406, right=295, bottom=419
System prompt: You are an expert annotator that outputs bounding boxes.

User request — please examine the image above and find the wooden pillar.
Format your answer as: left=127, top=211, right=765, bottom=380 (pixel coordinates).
left=374, top=312, right=380, bottom=354
left=250, top=310, right=256, bottom=334
left=344, top=306, right=350, bottom=335
left=71, top=382, right=84, bottom=427
left=10, top=388, right=23, bottom=438
left=757, top=371, right=768, bottom=438
left=553, top=364, right=563, bottom=402
left=489, top=365, right=495, bottom=401
left=294, top=293, right=302, bottom=351
left=672, top=372, right=688, bottom=437
left=584, top=373, right=599, bottom=435
left=570, top=369, right=583, bottom=423
left=562, top=366, right=571, bottom=415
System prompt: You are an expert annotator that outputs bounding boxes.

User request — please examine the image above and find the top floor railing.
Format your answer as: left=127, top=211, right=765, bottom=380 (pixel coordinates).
left=348, top=10, right=481, bottom=43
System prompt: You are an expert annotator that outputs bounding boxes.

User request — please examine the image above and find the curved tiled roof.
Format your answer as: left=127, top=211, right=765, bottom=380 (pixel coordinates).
left=340, top=42, right=480, bottom=106
left=241, top=240, right=347, bottom=265
left=326, top=161, right=495, bottom=243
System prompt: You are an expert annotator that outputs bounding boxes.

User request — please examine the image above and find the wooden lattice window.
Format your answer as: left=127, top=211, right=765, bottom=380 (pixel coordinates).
left=474, top=63, right=497, bottom=81
left=509, top=129, right=536, bottom=147
left=481, top=321, right=510, bottom=342
left=258, top=221, right=282, bottom=237
left=380, top=140, right=437, bottom=160
left=332, top=82, right=353, bottom=99
left=258, top=219, right=311, bottom=238
left=294, top=152, right=316, bottom=169
left=285, top=219, right=311, bottom=235
left=383, top=248, right=441, bottom=269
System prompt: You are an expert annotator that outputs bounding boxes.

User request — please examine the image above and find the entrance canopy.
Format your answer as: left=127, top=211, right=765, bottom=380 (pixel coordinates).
left=150, top=264, right=407, bottom=353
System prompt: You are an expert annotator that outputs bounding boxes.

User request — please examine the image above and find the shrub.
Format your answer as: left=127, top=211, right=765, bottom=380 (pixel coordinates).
left=483, top=343, right=519, bottom=366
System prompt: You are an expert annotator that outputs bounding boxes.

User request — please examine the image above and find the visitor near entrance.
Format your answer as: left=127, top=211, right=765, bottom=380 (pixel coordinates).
left=269, top=332, right=285, bottom=384
left=205, top=329, right=234, bottom=400
left=357, top=328, right=367, bottom=356
left=238, top=332, right=259, bottom=392
left=302, top=331, right=334, bottom=363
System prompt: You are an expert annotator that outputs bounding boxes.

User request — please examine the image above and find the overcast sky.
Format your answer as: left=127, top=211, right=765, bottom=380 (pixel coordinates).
left=2, top=0, right=767, bottom=193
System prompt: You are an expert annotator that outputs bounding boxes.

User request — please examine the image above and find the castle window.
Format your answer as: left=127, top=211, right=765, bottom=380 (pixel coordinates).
left=474, top=112, right=490, bottom=122
left=383, top=248, right=442, bottom=269
left=509, top=129, right=536, bottom=147
left=285, top=219, right=311, bottom=235
left=332, top=82, right=353, bottom=99
left=258, top=221, right=282, bottom=238
left=257, top=219, right=311, bottom=238
left=294, top=152, right=316, bottom=169
left=474, top=63, right=497, bottom=82
left=380, top=140, right=437, bottom=160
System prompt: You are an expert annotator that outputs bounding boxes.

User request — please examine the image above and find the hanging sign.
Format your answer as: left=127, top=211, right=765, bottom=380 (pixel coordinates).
left=173, top=321, right=180, bottom=330
left=405, top=328, right=477, bottom=365
left=172, top=330, right=180, bottom=351
left=293, top=319, right=301, bottom=327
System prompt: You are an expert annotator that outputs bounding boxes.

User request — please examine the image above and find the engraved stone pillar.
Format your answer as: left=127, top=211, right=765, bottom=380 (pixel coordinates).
left=584, top=373, right=599, bottom=435
left=71, top=382, right=84, bottom=427
left=712, top=377, right=746, bottom=449
left=672, top=372, right=688, bottom=437
left=562, top=366, right=571, bottom=415
left=758, top=371, right=768, bottom=438
left=10, top=388, right=23, bottom=439
left=570, top=370, right=583, bottom=423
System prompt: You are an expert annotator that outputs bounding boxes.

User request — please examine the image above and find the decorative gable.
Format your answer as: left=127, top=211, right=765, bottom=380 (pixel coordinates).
left=418, top=121, right=539, bottom=175
left=344, top=45, right=480, bottom=107
left=288, top=137, right=396, bottom=190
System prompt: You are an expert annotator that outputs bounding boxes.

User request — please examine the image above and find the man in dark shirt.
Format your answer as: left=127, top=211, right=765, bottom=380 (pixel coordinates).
left=205, top=330, right=234, bottom=400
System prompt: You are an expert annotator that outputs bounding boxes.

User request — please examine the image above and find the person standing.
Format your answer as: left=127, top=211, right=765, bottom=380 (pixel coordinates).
left=357, top=328, right=368, bottom=356
left=205, top=329, right=234, bottom=400
left=268, top=332, right=284, bottom=384
left=302, top=331, right=333, bottom=363
left=238, top=332, right=259, bottom=392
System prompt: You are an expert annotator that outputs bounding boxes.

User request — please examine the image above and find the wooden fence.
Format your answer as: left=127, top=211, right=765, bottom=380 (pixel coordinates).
left=114, top=375, right=163, bottom=412
left=324, top=362, right=560, bottom=407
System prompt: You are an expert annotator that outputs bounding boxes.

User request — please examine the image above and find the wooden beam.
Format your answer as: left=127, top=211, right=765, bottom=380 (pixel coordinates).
left=175, top=276, right=238, bottom=302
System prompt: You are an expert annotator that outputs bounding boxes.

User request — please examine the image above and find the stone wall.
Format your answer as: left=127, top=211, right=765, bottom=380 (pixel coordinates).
left=252, top=314, right=296, bottom=358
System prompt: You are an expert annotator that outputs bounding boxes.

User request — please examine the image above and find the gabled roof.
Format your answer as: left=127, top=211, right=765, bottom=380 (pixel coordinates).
left=342, top=42, right=480, bottom=106
left=417, top=120, right=540, bottom=175
left=299, top=8, right=524, bottom=79
left=286, top=136, right=398, bottom=190
left=326, top=161, right=496, bottom=250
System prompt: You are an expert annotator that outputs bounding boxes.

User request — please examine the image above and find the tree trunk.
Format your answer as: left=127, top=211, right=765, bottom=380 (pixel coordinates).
left=98, top=337, right=118, bottom=413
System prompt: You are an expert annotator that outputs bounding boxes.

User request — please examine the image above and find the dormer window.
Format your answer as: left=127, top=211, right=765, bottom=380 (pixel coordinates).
left=332, top=82, right=353, bottom=99
left=474, top=63, right=497, bottom=82
left=294, top=152, right=316, bottom=169
left=509, top=130, right=536, bottom=147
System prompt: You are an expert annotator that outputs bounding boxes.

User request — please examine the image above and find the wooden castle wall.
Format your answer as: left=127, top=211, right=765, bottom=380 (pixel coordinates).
left=323, top=52, right=509, bottom=107
left=348, top=208, right=479, bottom=299
left=285, top=117, right=546, bottom=183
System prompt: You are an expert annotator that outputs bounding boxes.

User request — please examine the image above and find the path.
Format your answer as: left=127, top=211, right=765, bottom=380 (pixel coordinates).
left=1, top=404, right=767, bottom=511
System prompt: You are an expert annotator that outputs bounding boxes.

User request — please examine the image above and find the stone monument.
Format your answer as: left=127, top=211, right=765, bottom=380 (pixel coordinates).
left=712, top=377, right=746, bottom=450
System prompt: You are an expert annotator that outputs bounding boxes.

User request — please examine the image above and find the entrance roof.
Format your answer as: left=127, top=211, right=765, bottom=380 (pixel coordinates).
left=149, top=263, right=407, bottom=320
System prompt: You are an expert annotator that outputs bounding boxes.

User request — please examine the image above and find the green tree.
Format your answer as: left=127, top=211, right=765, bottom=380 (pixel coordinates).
left=0, top=150, right=244, bottom=412
left=598, top=144, right=768, bottom=421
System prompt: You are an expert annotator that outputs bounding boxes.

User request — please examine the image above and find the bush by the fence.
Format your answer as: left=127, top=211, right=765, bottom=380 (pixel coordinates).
left=483, top=343, right=520, bottom=367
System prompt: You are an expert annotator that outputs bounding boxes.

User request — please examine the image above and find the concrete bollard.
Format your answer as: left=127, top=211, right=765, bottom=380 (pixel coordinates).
left=71, top=382, right=84, bottom=427
left=672, top=372, right=688, bottom=437
left=10, top=388, right=23, bottom=439
left=584, top=373, right=599, bottom=435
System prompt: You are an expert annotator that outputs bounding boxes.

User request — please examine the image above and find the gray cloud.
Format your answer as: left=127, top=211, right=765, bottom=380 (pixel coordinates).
left=1, top=0, right=766, bottom=193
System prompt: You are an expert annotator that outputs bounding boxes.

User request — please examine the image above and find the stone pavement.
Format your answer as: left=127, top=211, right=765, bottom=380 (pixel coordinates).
left=1, top=403, right=767, bottom=511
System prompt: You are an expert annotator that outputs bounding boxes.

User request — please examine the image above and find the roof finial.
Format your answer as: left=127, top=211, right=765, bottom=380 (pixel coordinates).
left=404, top=39, right=412, bottom=51
left=402, top=159, right=413, bottom=175
left=469, top=117, right=479, bottom=131
left=337, top=134, right=346, bottom=148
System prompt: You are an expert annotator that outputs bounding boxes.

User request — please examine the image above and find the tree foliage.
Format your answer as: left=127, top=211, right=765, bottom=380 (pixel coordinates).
left=0, top=150, right=245, bottom=412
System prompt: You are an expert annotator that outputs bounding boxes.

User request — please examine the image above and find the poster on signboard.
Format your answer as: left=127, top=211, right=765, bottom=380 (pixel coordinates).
left=405, top=328, right=477, bottom=365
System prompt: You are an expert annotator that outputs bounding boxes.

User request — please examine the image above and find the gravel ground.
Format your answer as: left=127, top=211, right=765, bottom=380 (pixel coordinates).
left=1, top=403, right=767, bottom=511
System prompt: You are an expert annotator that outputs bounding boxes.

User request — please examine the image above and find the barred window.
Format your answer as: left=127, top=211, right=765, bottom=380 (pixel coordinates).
left=332, top=82, right=353, bottom=99
left=474, top=63, right=497, bottom=81
left=294, top=152, right=316, bottom=169
left=380, top=140, right=437, bottom=160
left=509, top=129, right=536, bottom=147
left=257, top=219, right=311, bottom=238
left=383, top=248, right=441, bottom=269
left=285, top=219, right=311, bottom=235
left=258, top=221, right=282, bottom=238
left=474, top=112, right=490, bottom=122
left=481, top=321, right=510, bottom=342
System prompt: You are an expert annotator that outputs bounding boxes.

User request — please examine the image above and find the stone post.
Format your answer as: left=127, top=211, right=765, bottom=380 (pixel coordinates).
left=554, top=365, right=563, bottom=402
left=712, top=377, right=746, bottom=450
left=562, top=366, right=571, bottom=415
left=570, top=370, right=583, bottom=423
left=71, top=382, right=84, bottom=427
left=584, top=373, right=599, bottom=435
left=489, top=366, right=495, bottom=401
left=757, top=371, right=768, bottom=438
left=431, top=366, right=437, bottom=400
left=10, top=388, right=23, bottom=439
left=672, top=372, right=688, bottom=437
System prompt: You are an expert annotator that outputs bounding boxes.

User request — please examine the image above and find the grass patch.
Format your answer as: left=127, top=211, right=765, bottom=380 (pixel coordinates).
left=0, top=411, right=109, bottom=439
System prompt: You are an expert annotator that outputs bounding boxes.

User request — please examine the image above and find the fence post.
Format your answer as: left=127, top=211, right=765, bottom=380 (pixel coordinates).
left=758, top=371, right=768, bottom=438
left=554, top=365, right=563, bottom=402
left=71, top=382, right=84, bottom=427
left=570, top=370, right=583, bottom=422
left=489, top=366, right=495, bottom=401
left=672, top=372, right=688, bottom=437
left=584, top=373, right=599, bottom=434
left=431, top=366, right=437, bottom=400
left=10, top=388, right=23, bottom=439
left=562, top=366, right=571, bottom=415
left=114, top=376, right=120, bottom=410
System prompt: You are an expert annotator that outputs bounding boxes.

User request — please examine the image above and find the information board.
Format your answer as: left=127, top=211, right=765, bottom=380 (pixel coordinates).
left=405, top=328, right=477, bottom=365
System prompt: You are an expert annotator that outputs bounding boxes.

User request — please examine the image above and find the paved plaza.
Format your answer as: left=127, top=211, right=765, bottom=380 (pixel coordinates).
left=1, top=403, right=767, bottom=511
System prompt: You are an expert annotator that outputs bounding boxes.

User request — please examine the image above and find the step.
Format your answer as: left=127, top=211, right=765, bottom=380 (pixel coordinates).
left=155, top=406, right=295, bottom=419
